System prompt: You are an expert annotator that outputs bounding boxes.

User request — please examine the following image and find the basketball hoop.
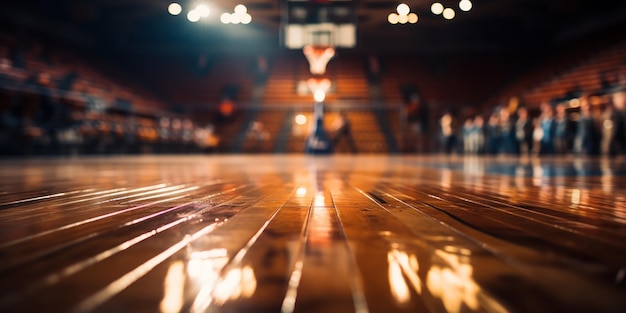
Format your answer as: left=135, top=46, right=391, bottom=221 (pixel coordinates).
left=303, top=45, right=335, bottom=75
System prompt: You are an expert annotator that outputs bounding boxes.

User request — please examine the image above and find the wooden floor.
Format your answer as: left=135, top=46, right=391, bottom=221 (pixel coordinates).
left=0, top=155, right=625, bottom=313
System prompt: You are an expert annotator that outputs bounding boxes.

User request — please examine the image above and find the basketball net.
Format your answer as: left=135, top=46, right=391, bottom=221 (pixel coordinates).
left=303, top=45, right=335, bottom=75
left=306, top=77, right=331, bottom=94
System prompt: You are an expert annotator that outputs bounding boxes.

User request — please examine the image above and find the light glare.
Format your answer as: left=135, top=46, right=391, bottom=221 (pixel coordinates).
left=408, top=13, right=418, bottom=24
left=220, top=13, right=232, bottom=24
left=388, top=13, right=399, bottom=24
left=231, top=13, right=241, bottom=24
left=314, top=90, right=326, bottom=102
left=459, top=0, right=473, bottom=12
left=397, top=3, right=410, bottom=16
left=295, top=114, right=307, bottom=125
left=431, top=3, right=444, bottom=15
left=234, top=4, right=247, bottom=14
left=196, top=4, right=210, bottom=18
left=241, top=13, right=252, bottom=24
left=168, top=3, right=182, bottom=16
left=187, top=10, right=200, bottom=22
left=443, top=8, right=455, bottom=20
left=398, top=14, right=408, bottom=24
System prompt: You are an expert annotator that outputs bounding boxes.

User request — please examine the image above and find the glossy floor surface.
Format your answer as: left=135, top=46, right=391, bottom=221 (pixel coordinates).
left=0, top=155, right=625, bottom=313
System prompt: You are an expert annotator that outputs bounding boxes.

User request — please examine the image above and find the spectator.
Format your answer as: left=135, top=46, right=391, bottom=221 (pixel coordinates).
left=531, top=117, right=543, bottom=156
left=499, top=107, right=517, bottom=154
left=485, top=112, right=500, bottom=155
left=158, top=117, right=171, bottom=153
left=462, top=117, right=474, bottom=154
left=406, top=93, right=428, bottom=153
left=440, top=111, right=457, bottom=154
left=612, top=89, right=626, bottom=153
left=574, top=96, right=598, bottom=155
left=332, top=111, right=357, bottom=153
left=471, top=115, right=485, bottom=154
left=600, top=104, right=618, bottom=156
left=553, top=103, right=571, bottom=155
left=247, top=120, right=269, bottom=152
left=539, top=103, right=555, bottom=155
left=515, top=107, right=533, bottom=156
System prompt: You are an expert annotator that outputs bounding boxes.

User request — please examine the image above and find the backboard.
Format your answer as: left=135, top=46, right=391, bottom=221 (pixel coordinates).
left=282, top=0, right=357, bottom=49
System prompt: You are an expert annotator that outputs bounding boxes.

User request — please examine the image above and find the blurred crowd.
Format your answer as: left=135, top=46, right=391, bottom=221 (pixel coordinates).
left=0, top=96, right=220, bottom=155
left=440, top=90, right=626, bottom=157
left=0, top=32, right=224, bottom=156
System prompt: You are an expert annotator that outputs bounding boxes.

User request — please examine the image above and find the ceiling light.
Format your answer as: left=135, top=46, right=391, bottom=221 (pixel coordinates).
left=397, top=3, right=410, bottom=16
left=168, top=3, right=182, bottom=16
left=196, top=4, right=210, bottom=18
left=408, top=13, right=418, bottom=24
left=230, top=13, right=241, bottom=24
left=241, top=13, right=252, bottom=24
left=398, top=14, right=408, bottom=24
left=388, top=13, right=399, bottom=24
left=234, top=4, right=247, bottom=15
left=187, top=10, right=200, bottom=22
left=220, top=12, right=232, bottom=24
left=443, top=8, right=455, bottom=20
left=459, top=0, right=472, bottom=12
left=431, top=3, right=444, bottom=15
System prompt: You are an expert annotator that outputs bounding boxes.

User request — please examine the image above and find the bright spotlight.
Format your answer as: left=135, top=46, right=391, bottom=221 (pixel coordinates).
left=459, top=0, right=473, bottom=12
left=295, top=114, right=307, bottom=125
left=314, top=90, right=326, bottom=102
left=234, top=4, right=247, bottom=15
left=196, top=4, right=210, bottom=17
left=443, top=8, right=455, bottom=19
left=431, top=2, right=444, bottom=15
left=408, top=13, right=418, bottom=24
left=398, top=14, right=408, bottom=24
left=397, top=3, right=410, bottom=16
left=388, top=13, right=399, bottom=24
left=220, top=13, right=231, bottom=24
left=241, top=13, right=252, bottom=24
left=187, top=10, right=200, bottom=22
left=168, top=3, right=182, bottom=15
left=230, top=13, right=241, bottom=24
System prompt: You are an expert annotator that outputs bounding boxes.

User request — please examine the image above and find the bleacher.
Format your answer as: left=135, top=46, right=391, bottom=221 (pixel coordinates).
left=522, top=41, right=626, bottom=106
left=482, top=33, right=626, bottom=110
left=7, top=27, right=626, bottom=156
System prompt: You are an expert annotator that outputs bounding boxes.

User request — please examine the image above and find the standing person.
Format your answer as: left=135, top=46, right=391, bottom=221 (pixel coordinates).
left=406, top=93, right=428, bottom=153
left=485, top=112, right=500, bottom=155
left=247, top=120, right=270, bottom=152
left=515, top=107, right=533, bottom=156
left=574, top=96, right=598, bottom=156
left=611, top=89, right=626, bottom=154
left=440, top=111, right=457, bottom=154
left=331, top=111, right=357, bottom=153
left=531, top=117, right=543, bottom=156
left=539, top=103, right=555, bottom=155
left=553, top=103, right=571, bottom=155
left=598, top=103, right=622, bottom=155
left=158, top=117, right=174, bottom=154
left=471, top=115, right=486, bottom=154
left=462, top=117, right=474, bottom=154
left=499, top=107, right=517, bottom=155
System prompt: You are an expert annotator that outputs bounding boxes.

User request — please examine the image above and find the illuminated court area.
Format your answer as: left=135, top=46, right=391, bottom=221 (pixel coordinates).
left=0, top=155, right=625, bottom=313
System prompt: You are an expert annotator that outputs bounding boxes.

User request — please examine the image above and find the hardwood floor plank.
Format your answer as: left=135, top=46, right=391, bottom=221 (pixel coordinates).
left=0, top=155, right=625, bottom=313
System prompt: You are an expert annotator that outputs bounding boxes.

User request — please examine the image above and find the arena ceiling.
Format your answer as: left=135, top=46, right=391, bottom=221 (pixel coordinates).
left=3, top=0, right=626, bottom=55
